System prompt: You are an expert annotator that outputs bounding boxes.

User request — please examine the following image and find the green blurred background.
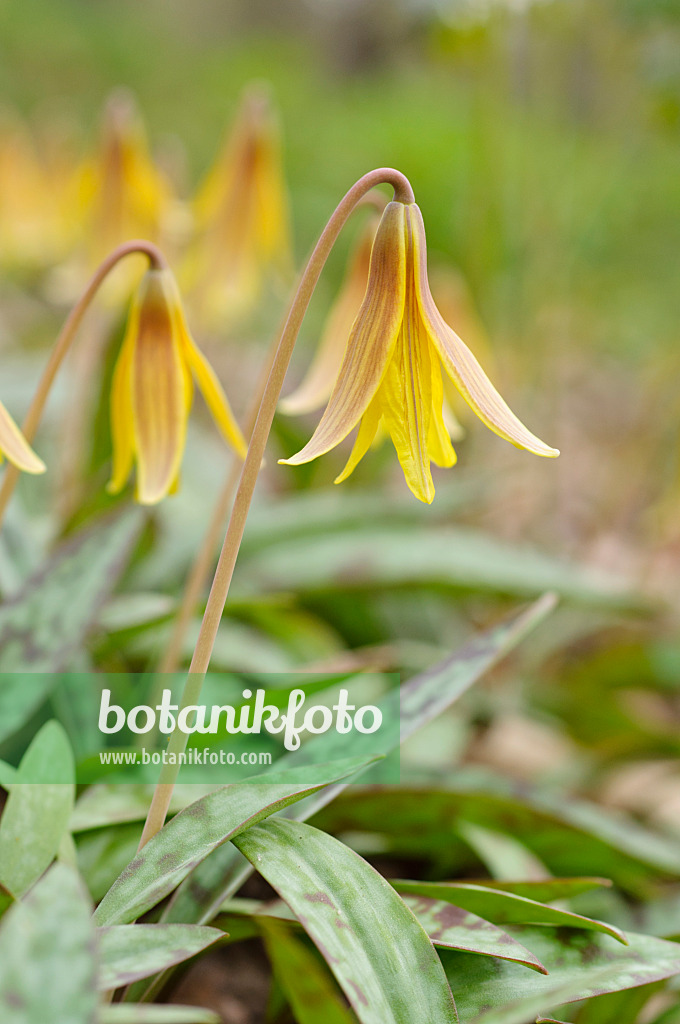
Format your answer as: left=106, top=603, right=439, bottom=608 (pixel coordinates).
left=3, top=0, right=680, bottom=556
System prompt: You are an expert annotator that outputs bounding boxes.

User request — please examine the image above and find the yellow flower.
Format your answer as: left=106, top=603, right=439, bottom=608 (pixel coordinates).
left=107, top=268, right=247, bottom=505
left=281, top=212, right=379, bottom=417
left=280, top=201, right=558, bottom=504
left=186, top=85, right=292, bottom=325
left=0, top=402, right=45, bottom=475
left=76, top=90, right=172, bottom=265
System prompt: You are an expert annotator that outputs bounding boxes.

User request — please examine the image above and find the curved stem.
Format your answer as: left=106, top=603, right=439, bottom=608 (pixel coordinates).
left=0, top=240, right=166, bottom=528
left=158, top=188, right=392, bottom=677
left=138, top=167, right=414, bottom=848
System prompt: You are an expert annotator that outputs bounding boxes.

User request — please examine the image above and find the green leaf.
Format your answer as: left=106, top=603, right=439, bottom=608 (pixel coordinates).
left=95, top=756, right=378, bottom=926
left=0, top=864, right=97, bottom=1023
left=393, top=882, right=626, bottom=942
left=0, top=721, right=75, bottom=897
left=100, top=1007, right=220, bottom=1024
left=457, top=821, right=550, bottom=881
left=260, top=918, right=357, bottom=1024
left=233, top=819, right=457, bottom=1024
left=442, top=927, right=680, bottom=1024
left=470, top=879, right=612, bottom=902
left=163, top=596, right=556, bottom=927
left=0, top=883, right=13, bottom=920
left=0, top=510, right=142, bottom=744
left=314, top=779, right=680, bottom=894
left=222, top=894, right=549, bottom=973
left=234, top=525, right=644, bottom=609
left=98, top=924, right=223, bottom=989
left=401, top=895, right=548, bottom=971
left=77, top=822, right=148, bottom=903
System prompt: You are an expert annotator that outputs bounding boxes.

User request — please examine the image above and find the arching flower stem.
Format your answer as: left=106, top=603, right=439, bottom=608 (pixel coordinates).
left=158, top=185, right=392, bottom=677
left=138, top=168, right=415, bottom=848
left=0, top=240, right=167, bottom=528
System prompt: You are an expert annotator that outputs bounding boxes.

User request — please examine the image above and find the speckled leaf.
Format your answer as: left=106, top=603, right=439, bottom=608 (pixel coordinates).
left=98, top=924, right=222, bottom=988
left=233, top=819, right=457, bottom=1024
left=163, top=596, right=556, bottom=928
left=0, top=864, right=97, bottom=1023
left=222, top=893, right=547, bottom=973
left=0, top=721, right=74, bottom=897
left=0, top=510, right=142, bottom=743
left=260, top=917, right=356, bottom=1024
left=95, top=756, right=378, bottom=926
left=394, top=882, right=626, bottom=942
left=442, top=925, right=680, bottom=1024
left=401, top=895, right=547, bottom=971
left=100, top=1007, right=220, bottom=1023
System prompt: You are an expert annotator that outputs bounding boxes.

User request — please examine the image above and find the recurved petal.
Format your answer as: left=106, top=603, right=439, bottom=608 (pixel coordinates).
left=130, top=271, right=188, bottom=505
left=281, top=215, right=377, bottom=417
left=334, top=396, right=382, bottom=484
left=179, top=325, right=247, bottom=458
left=281, top=200, right=407, bottom=467
left=0, top=401, right=45, bottom=474
left=409, top=204, right=559, bottom=458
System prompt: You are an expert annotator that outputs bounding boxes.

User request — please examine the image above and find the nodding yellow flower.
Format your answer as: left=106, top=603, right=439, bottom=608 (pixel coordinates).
left=0, top=402, right=45, bottom=475
left=281, top=213, right=379, bottom=417
left=107, top=268, right=247, bottom=506
left=187, top=85, right=292, bottom=325
left=280, top=201, right=559, bottom=504
left=77, top=90, right=172, bottom=265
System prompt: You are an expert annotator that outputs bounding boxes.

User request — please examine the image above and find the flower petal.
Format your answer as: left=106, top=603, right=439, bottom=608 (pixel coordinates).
left=428, top=358, right=457, bottom=469
left=410, top=205, right=559, bottom=458
left=281, top=201, right=407, bottom=466
left=107, top=312, right=136, bottom=495
left=130, top=272, right=189, bottom=505
left=281, top=216, right=377, bottom=416
left=179, top=325, right=247, bottom=459
left=380, top=312, right=436, bottom=505
left=334, top=396, right=382, bottom=484
left=0, top=401, right=45, bottom=474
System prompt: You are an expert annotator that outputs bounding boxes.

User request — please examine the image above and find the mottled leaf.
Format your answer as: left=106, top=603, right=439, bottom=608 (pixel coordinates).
left=98, top=924, right=222, bottom=988
left=0, top=864, right=97, bottom=1022
left=394, top=882, right=626, bottom=942
left=222, top=893, right=548, bottom=973
left=163, top=596, right=556, bottom=928
left=0, top=510, right=142, bottom=743
left=0, top=721, right=74, bottom=897
left=260, top=917, right=356, bottom=1024
left=100, top=1008, right=220, bottom=1024
left=401, top=895, right=548, bottom=971
left=233, top=819, right=457, bottom=1024
left=442, top=925, right=680, bottom=1024
left=95, top=756, right=378, bottom=926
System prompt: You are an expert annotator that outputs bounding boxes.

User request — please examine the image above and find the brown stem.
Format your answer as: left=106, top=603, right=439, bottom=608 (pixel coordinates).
left=138, top=167, right=414, bottom=849
left=0, top=240, right=167, bottom=528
